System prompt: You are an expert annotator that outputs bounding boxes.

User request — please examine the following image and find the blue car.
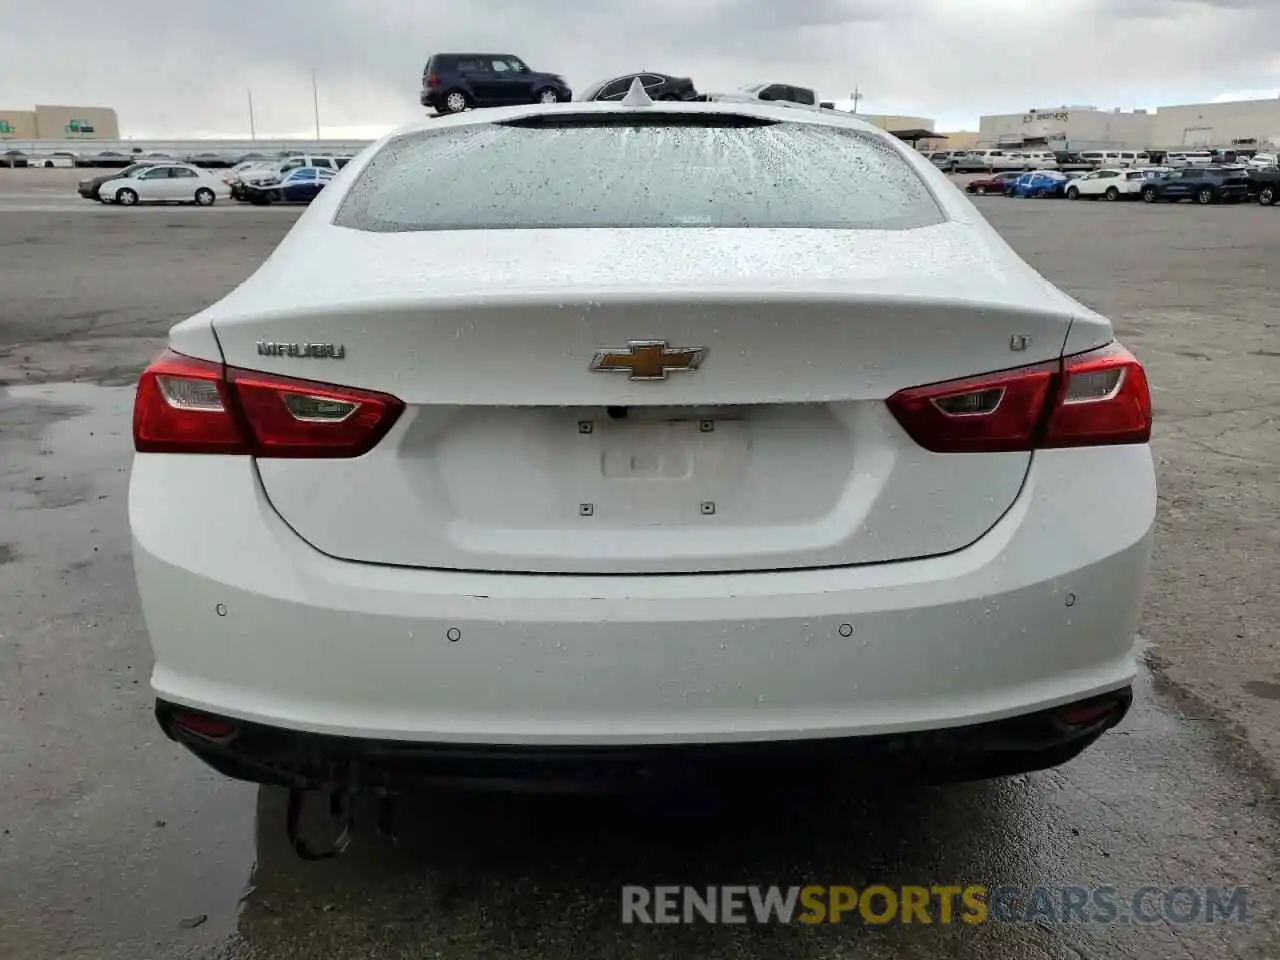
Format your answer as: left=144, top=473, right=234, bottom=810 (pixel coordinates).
left=240, top=166, right=335, bottom=206
left=1011, top=171, right=1070, bottom=198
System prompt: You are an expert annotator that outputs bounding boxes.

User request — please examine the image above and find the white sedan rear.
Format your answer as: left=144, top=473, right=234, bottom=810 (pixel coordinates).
left=129, top=90, right=1155, bottom=792
left=103, top=163, right=232, bottom=206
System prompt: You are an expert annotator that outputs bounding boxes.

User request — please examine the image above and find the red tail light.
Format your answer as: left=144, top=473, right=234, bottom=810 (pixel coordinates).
left=886, top=342, right=1151, bottom=453
left=427, top=72, right=439, bottom=88
left=133, top=350, right=404, bottom=457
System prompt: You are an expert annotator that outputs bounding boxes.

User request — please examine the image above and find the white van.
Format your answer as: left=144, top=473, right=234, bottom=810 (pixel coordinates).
left=956, top=149, right=1025, bottom=172
left=1117, top=150, right=1151, bottom=168
left=1080, top=150, right=1121, bottom=168
left=1166, top=150, right=1213, bottom=167
left=1021, top=150, right=1059, bottom=169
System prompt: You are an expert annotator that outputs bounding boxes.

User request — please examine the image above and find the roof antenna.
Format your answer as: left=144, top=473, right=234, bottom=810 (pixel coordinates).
left=620, top=77, right=654, bottom=107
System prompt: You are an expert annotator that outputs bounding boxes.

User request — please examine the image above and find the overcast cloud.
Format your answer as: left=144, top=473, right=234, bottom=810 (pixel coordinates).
left=2, top=0, right=1277, bottom=137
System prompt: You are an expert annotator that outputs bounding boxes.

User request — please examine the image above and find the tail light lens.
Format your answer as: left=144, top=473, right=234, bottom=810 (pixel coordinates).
left=427, top=72, right=439, bottom=88
left=133, top=350, right=403, bottom=457
left=887, top=342, right=1151, bottom=453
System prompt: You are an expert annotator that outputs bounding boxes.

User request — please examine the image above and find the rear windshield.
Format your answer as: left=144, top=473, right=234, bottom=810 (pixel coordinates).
left=334, top=116, right=946, bottom=232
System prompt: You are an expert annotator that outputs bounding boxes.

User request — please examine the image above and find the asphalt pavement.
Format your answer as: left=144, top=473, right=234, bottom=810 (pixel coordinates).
left=0, top=168, right=1277, bottom=959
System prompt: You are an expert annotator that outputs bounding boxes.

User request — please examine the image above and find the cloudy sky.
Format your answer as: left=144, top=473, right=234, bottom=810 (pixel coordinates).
left=3, top=0, right=1277, bottom=138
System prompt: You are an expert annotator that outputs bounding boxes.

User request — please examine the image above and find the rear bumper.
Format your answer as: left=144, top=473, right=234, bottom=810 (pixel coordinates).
left=131, top=445, right=1156, bottom=754
left=157, top=688, right=1133, bottom=792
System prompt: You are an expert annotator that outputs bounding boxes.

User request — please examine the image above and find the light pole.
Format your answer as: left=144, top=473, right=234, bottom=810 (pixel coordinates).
left=248, top=90, right=256, bottom=140
left=312, top=69, right=321, bottom=139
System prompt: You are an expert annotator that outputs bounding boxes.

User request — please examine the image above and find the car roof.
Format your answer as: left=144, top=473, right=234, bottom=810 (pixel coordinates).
left=386, top=97, right=885, bottom=138
left=597, top=71, right=675, bottom=83
left=697, top=92, right=823, bottom=111
left=431, top=52, right=516, bottom=60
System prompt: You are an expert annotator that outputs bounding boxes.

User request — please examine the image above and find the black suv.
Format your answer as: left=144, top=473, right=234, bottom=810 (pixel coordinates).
left=1140, top=166, right=1249, bottom=204
left=1247, top=165, right=1279, bottom=206
left=421, top=54, right=572, bottom=114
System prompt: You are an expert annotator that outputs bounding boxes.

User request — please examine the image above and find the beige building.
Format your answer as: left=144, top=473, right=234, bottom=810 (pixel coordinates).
left=0, top=104, right=120, bottom=140
left=979, top=106, right=1155, bottom=150
left=1150, top=97, right=1280, bottom=149
left=0, top=109, right=38, bottom=139
left=919, top=130, right=980, bottom=152
left=858, top=114, right=935, bottom=136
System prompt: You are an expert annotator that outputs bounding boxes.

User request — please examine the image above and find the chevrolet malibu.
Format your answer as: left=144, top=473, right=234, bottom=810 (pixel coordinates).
left=130, top=83, right=1155, bottom=796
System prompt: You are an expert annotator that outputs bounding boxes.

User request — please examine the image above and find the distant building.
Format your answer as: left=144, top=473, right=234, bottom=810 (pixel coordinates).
left=977, top=97, right=1280, bottom=152
left=1150, top=97, right=1280, bottom=149
left=0, top=105, right=121, bottom=140
left=978, top=105, right=1155, bottom=152
left=919, top=131, right=980, bottom=152
left=858, top=113, right=935, bottom=135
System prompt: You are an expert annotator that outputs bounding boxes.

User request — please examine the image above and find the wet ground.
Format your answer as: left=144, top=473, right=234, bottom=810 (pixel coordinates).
left=0, top=169, right=1277, bottom=958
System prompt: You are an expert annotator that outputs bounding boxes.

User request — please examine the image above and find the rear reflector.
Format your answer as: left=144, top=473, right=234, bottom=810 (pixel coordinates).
left=134, top=349, right=403, bottom=457
left=1056, top=695, right=1126, bottom=727
left=887, top=341, right=1151, bottom=453
left=169, top=710, right=237, bottom=740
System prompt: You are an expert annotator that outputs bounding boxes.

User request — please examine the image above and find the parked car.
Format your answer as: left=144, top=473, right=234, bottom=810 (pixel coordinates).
left=1077, top=150, right=1151, bottom=169
left=1064, top=168, right=1149, bottom=201
left=27, top=152, right=77, bottom=168
left=954, top=150, right=1025, bottom=173
left=1011, top=170, right=1071, bottom=198
left=1019, top=151, right=1060, bottom=170
left=1247, top=166, right=1280, bottom=205
left=925, top=149, right=969, bottom=173
left=420, top=53, right=571, bottom=114
left=222, top=160, right=264, bottom=185
left=130, top=98, right=1153, bottom=800
left=580, top=72, right=698, bottom=102
left=738, top=82, right=818, bottom=107
left=965, top=171, right=1023, bottom=196
left=1246, top=152, right=1277, bottom=169
left=77, top=162, right=150, bottom=199
left=3, top=149, right=29, bottom=168
left=1053, top=152, right=1096, bottom=173
left=230, top=155, right=349, bottom=198
left=1139, top=166, right=1249, bottom=204
left=694, top=91, right=822, bottom=113
left=101, top=163, right=232, bottom=206
left=86, top=151, right=133, bottom=168
left=187, top=152, right=232, bottom=169
left=239, top=166, right=336, bottom=205
left=1164, top=150, right=1214, bottom=168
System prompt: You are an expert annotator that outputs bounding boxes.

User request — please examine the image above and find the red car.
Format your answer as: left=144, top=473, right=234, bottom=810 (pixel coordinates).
left=966, top=171, right=1023, bottom=196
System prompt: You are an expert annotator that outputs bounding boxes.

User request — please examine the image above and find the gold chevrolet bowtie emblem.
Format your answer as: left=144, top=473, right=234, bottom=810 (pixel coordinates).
left=590, top=340, right=707, bottom=381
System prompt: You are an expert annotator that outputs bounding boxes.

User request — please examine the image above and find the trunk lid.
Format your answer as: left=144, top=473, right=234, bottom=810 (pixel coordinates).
left=207, top=225, right=1088, bottom=574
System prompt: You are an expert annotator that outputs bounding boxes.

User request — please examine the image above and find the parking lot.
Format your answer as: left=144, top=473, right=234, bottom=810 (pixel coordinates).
left=0, top=167, right=1277, bottom=959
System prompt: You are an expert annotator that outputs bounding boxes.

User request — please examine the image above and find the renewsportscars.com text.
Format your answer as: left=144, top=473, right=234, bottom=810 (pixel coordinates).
left=621, top=885, right=1249, bottom=925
